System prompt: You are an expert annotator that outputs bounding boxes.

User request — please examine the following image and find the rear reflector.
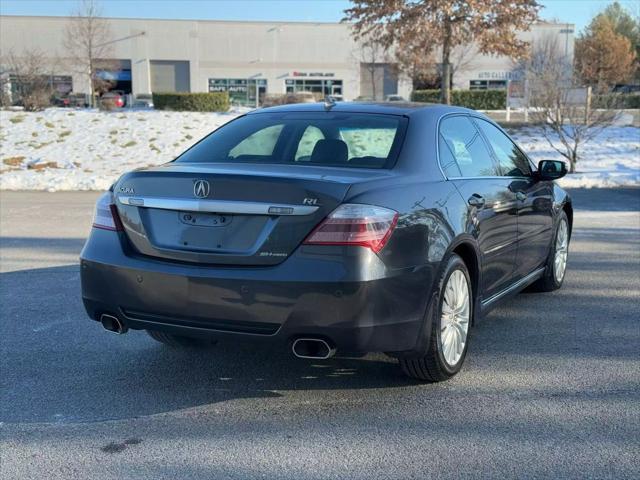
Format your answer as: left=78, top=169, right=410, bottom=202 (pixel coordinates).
left=304, top=204, right=398, bottom=253
left=92, top=191, right=124, bottom=231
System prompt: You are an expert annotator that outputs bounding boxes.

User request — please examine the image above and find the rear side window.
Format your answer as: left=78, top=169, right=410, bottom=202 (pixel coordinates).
left=176, top=112, right=408, bottom=169
left=474, top=119, right=532, bottom=177
left=439, top=116, right=497, bottom=177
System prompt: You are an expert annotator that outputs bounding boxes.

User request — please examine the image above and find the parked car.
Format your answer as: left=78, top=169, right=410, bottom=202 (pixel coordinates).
left=99, top=91, right=125, bottom=109
left=132, top=93, right=154, bottom=109
left=385, top=94, right=407, bottom=102
left=68, top=93, right=90, bottom=108
left=354, top=95, right=374, bottom=102
left=80, top=102, right=572, bottom=382
left=612, top=84, right=640, bottom=94
left=51, top=94, right=71, bottom=107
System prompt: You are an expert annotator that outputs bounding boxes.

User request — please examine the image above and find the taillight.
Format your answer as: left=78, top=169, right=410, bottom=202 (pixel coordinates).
left=304, top=204, right=399, bottom=253
left=92, top=191, right=124, bottom=231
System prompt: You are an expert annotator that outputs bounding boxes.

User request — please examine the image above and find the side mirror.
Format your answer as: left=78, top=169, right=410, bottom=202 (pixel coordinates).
left=537, top=160, right=567, bottom=181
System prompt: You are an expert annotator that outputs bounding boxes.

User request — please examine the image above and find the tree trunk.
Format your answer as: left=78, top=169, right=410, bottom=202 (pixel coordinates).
left=441, top=20, right=452, bottom=105
left=570, top=150, right=577, bottom=173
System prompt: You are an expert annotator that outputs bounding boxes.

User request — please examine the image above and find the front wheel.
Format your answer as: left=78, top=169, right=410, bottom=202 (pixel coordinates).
left=530, top=211, right=570, bottom=292
left=399, top=254, right=472, bottom=382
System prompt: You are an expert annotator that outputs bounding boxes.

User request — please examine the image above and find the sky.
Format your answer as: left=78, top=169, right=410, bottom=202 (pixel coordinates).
left=1, top=0, right=638, bottom=34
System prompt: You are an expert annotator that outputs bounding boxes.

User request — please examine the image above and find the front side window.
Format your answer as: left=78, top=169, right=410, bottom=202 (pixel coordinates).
left=474, top=119, right=532, bottom=177
left=439, top=116, right=497, bottom=177
left=177, top=112, right=407, bottom=169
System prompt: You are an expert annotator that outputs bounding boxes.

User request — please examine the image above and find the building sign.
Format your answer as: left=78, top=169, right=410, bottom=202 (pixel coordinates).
left=477, top=71, right=522, bottom=80
left=208, top=78, right=267, bottom=106
left=291, top=71, right=335, bottom=77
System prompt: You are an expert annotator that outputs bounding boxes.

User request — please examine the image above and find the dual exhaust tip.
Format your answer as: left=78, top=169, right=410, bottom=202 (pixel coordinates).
left=100, top=313, right=128, bottom=334
left=291, top=338, right=336, bottom=360
left=100, top=314, right=335, bottom=359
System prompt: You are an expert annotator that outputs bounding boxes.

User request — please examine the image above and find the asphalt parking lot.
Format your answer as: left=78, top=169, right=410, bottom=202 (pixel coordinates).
left=1, top=188, right=639, bottom=479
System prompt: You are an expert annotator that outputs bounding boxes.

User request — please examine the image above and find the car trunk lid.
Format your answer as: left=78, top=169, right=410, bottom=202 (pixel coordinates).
left=113, top=162, right=393, bottom=265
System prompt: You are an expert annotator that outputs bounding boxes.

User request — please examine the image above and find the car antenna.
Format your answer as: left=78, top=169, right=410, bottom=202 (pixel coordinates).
left=323, top=96, right=336, bottom=111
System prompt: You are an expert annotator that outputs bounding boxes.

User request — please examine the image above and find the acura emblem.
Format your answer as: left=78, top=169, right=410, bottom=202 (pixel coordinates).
left=194, top=179, right=210, bottom=198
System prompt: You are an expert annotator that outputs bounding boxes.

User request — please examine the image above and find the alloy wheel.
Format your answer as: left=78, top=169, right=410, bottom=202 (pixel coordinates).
left=554, top=219, right=569, bottom=283
left=440, top=269, right=470, bottom=367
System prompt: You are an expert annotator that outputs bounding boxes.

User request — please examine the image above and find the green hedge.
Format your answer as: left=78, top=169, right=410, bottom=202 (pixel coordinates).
left=152, top=92, right=230, bottom=112
left=592, top=93, right=640, bottom=109
left=411, top=89, right=507, bottom=110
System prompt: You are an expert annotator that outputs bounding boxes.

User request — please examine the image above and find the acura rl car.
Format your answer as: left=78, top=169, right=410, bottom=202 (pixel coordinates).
left=80, top=101, right=572, bottom=382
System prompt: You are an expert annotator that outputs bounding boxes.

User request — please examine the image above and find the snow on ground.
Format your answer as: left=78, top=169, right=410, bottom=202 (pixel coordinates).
left=0, top=107, right=638, bottom=191
left=508, top=124, right=640, bottom=189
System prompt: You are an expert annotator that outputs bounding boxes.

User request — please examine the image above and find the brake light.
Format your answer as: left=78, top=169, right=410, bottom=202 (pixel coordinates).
left=92, top=191, right=124, bottom=231
left=304, top=204, right=399, bottom=253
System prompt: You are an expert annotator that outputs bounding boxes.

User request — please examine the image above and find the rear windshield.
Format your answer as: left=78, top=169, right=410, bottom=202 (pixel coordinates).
left=175, top=112, right=408, bottom=169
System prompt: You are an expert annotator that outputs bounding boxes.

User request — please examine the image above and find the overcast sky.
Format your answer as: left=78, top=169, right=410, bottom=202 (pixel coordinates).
left=1, top=0, right=638, bottom=33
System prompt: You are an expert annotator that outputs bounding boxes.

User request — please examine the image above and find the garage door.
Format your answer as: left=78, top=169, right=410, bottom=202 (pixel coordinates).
left=150, top=60, right=190, bottom=93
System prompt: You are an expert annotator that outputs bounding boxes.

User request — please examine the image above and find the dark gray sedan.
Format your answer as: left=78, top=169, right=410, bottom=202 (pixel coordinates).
left=80, top=102, right=571, bottom=382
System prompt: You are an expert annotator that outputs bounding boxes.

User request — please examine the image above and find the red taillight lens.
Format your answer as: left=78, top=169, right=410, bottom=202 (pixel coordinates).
left=304, top=204, right=399, bottom=253
left=92, top=191, right=124, bottom=231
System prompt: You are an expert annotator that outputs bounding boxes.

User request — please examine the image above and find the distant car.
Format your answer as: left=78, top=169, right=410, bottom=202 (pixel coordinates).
left=385, top=94, right=407, bottom=102
left=132, top=94, right=154, bottom=109
left=354, top=95, right=374, bottom=102
left=99, top=91, right=125, bottom=109
left=51, top=94, right=71, bottom=107
left=68, top=93, right=90, bottom=108
left=612, top=84, right=640, bottom=94
left=81, top=102, right=572, bottom=382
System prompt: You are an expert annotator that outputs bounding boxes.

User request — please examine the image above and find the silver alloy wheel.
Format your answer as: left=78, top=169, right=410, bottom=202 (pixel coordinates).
left=554, top=219, right=569, bottom=283
left=440, top=269, right=470, bottom=367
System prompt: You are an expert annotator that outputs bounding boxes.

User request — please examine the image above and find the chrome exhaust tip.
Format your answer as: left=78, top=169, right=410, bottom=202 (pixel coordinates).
left=292, top=338, right=336, bottom=360
left=100, top=313, right=128, bottom=334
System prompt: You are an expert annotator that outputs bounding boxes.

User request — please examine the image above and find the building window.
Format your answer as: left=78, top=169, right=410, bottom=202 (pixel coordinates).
left=469, top=80, right=507, bottom=90
left=285, top=79, right=342, bottom=97
left=208, top=78, right=267, bottom=106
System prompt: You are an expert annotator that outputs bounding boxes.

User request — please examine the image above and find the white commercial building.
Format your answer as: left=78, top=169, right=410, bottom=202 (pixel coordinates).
left=0, top=15, right=574, bottom=104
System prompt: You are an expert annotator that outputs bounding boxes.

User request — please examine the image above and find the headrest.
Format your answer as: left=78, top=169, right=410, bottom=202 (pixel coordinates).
left=310, top=139, right=348, bottom=164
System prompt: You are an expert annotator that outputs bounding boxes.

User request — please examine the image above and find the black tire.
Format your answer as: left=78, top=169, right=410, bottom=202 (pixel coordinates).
left=399, top=254, right=472, bottom=382
left=529, top=211, right=570, bottom=292
left=146, top=330, right=215, bottom=348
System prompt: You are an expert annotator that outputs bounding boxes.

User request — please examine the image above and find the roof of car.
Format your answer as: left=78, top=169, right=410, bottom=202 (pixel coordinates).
left=249, top=101, right=473, bottom=117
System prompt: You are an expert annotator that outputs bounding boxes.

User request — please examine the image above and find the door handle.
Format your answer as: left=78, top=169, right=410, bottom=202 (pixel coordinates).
left=515, top=191, right=527, bottom=201
left=467, top=194, right=485, bottom=208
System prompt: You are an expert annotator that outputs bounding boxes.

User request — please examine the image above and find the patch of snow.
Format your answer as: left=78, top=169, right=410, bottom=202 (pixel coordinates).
left=509, top=125, right=640, bottom=189
left=1, top=107, right=638, bottom=191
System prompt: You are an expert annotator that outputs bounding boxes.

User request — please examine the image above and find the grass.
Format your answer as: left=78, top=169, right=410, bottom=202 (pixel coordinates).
left=121, top=140, right=137, bottom=148
left=9, top=116, right=25, bottom=124
left=2, top=156, right=25, bottom=167
left=59, top=130, right=72, bottom=138
left=149, top=143, right=161, bottom=153
left=31, top=132, right=38, bottom=137
left=27, top=161, right=59, bottom=170
left=44, top=122, right=55, bottom=129
left=109, top=129, right=118, bottom=135
left=184, top=134, right=193, bottom=140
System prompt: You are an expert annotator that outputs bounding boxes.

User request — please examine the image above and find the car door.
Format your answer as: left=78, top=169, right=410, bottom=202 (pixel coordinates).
left=439, top=115, right=518, bottom=300
left=473, top=118, right=554, bottom=280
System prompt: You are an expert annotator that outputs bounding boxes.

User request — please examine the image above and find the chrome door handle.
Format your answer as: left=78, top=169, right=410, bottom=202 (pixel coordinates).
left=467, top=194, right=485, bottom=208
left=515, top=191, right=527, bottom=201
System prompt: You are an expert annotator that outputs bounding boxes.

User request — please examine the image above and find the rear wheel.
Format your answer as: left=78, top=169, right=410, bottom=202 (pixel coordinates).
left=399, top=254, right=472, bottom=382
left=146, top=330, right=215, bottom=348
left=530, top=211, right=569, bottom=292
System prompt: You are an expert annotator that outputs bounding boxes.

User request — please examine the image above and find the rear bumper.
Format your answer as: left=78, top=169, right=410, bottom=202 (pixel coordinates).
left=80, top=229, right=435, bottom=353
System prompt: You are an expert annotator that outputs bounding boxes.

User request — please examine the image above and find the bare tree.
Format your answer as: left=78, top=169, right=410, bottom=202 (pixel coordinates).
left=522, top=36, right=623, bottom=173
left=3, top=48, right=55, bottom=111
left=63, top=0, right=114, bottom=107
